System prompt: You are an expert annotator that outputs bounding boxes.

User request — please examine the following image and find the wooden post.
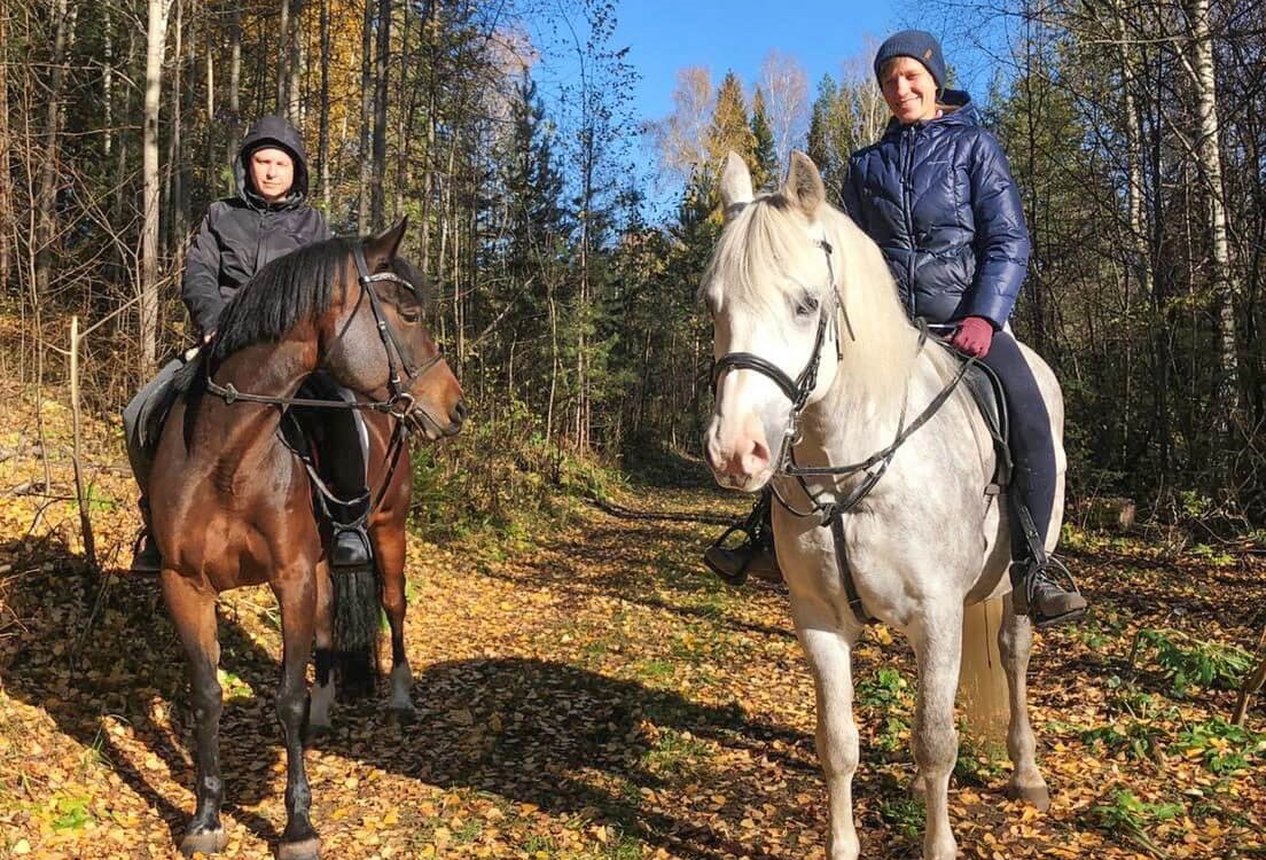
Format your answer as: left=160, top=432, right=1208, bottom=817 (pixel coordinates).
left=69, top=316, right=98, bottom=571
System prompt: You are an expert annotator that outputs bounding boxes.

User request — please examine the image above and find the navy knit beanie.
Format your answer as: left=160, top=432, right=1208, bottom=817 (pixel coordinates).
left=873, top=30, right=946, bottom=90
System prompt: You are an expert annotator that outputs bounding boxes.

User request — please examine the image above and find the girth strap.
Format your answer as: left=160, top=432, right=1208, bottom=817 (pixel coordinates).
left=829, top=511, right=874, bottom=625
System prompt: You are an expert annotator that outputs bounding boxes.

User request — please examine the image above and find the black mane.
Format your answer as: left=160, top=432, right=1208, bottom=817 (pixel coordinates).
left=211, top=236, right=356, bottom=361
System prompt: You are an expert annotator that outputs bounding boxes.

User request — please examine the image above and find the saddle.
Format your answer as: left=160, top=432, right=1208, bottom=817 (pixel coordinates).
left=279, top=373, right=371, bottom=528
left=959, top=357, right=1012, bottom=492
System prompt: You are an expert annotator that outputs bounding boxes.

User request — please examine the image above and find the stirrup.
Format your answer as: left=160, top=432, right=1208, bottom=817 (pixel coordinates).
left=1012, top=557, right=1087, bottom=628
left=331, top=525, right=373, bottom=570
left=704, top=524, right=760, bottom=586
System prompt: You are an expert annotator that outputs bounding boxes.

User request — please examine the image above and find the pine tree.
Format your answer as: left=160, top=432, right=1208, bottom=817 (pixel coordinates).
left=707, top=70, right=755, bottom=170
left=750, top=87, right=779, bottom=190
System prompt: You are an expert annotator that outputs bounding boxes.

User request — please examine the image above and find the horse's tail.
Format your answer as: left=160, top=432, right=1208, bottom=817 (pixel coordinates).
left=958, top=596, right=1009, bottom=750
left=332, top=564, right=380, bottom=699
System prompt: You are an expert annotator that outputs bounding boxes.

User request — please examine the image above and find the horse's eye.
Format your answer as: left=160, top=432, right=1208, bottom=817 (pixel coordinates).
left=399, top=307, right=422, bottom=323
left=795, top=296, right=820, bottom=317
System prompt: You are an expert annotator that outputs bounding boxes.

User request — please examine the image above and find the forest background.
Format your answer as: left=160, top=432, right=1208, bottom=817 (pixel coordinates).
left=2, top=0, right=1264, bottom=537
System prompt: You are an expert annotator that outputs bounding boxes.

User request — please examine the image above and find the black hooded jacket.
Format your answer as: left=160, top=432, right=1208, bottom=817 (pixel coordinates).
left=180, top=116, right=331, bottom=336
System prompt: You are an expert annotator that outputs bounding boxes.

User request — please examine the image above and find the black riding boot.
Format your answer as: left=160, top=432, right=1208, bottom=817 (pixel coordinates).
left=1006, top=473, right=1086, bottom=628
left=704, top=489, right=781, bottom=585
left=130, top=498, right=162, bottom=573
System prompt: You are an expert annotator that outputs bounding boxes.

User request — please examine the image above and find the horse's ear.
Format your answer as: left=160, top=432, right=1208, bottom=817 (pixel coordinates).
left=719, top=152, right=754, bottom=222
left=365, top=216, right=409, bottom=266
left=781, top=151, right=825, bottom=218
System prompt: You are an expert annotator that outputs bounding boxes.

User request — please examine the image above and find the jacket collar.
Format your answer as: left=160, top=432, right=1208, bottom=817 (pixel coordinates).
left=882, top=88, right=978, bottom=140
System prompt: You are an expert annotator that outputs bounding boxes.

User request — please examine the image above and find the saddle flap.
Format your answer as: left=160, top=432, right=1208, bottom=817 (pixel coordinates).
left=962, top=360, right=1011, bottom=487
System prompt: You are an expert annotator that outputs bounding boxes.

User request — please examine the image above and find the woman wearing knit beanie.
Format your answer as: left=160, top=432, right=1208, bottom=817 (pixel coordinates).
left=843, top=29, right=1086, bottom=627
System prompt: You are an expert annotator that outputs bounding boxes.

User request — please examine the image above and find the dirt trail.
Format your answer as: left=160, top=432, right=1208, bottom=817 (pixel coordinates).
left=0, top=405, right=1263, bottom=858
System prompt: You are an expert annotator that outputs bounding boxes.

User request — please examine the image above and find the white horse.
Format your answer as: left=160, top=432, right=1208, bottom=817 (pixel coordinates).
left=701, top=151, right=1063, bottom=860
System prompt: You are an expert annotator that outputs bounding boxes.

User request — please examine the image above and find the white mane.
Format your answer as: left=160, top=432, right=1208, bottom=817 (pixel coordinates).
left=705, top=190, right=933, bottom=402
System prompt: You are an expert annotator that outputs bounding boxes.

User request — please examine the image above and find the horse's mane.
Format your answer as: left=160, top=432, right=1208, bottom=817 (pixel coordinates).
left=706, top=192, right=929, bottom=398
left=211, top=236, right=356, bottom=361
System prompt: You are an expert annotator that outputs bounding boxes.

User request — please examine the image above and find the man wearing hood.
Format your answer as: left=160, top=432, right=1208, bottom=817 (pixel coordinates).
left=181, top=115, right=331, bottom=337
left=125, top=116, right=369, bottom=574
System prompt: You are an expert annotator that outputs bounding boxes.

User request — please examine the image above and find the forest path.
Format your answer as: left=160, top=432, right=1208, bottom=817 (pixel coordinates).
left=0, top=398, right=1263, bottom=858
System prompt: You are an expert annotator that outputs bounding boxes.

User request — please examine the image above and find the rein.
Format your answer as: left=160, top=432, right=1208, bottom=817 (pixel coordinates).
left=204, top=243, right=444, bottom=420
left=711, top=238, right=974, bottom=621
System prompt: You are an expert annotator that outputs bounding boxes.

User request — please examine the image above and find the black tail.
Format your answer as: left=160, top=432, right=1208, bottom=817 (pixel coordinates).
left=331, top=564, right=380, bottom=699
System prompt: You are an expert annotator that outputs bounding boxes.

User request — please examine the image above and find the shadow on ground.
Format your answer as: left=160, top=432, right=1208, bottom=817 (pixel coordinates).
left=0, top=538, right=830, bottom=860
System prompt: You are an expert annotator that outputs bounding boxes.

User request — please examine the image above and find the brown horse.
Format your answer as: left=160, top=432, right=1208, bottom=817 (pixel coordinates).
left=149, top=220, right=464, bottom=859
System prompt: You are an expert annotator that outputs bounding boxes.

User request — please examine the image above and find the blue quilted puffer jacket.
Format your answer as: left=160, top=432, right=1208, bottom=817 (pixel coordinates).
left=842, top=90, right=1030, bottom=329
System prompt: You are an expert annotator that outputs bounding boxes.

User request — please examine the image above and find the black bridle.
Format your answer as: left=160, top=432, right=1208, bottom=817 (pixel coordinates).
left=205, top=243, right=445, bottom=420
left=711, top=239, right=973, bottom=522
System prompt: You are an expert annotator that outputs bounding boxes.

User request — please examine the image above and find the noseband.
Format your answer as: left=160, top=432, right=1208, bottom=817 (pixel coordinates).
left=205, top=243, right=445, bottom=420
left=711, top=239, right=843, bottom=471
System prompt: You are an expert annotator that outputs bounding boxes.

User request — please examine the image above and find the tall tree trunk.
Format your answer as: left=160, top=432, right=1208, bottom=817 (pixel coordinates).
left=358, top=0, right=373, bottom=230
left=226, top=5, right=242, bottom=191
left=288, top=0, right=304, bottom=124
left=319, top=0, right=331, bottom=212
left=1184, top=0, right=1240, bottom=423
left=141, top=0, right=172, bottom=369
left=371, top=0, right=391, bottom=229
left=35, top=0, right=73, bottom=298
left=0, top=8, right=10, bottom=290
left=277, top=0, right=290, bottom=113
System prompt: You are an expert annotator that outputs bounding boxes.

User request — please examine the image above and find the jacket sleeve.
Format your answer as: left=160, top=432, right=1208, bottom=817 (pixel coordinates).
left=965, top=131, right=1031, bottom=328
left=180, top=205, right=226, bottom=336
left=841, top=156, right=867, bottom=232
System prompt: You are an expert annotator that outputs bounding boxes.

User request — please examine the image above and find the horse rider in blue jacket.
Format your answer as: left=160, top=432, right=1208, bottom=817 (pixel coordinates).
left=841, top=30, right=1085, bottom=627
left=123, top=115, right=372, bottom=574
left=706, top=31, right=1085, bottom=629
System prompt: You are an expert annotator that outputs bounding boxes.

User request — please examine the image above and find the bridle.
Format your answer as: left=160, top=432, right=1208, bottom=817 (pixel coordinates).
left=205, top=243, right=445, bottom=421
left=711, top=239, right=973, bottom=523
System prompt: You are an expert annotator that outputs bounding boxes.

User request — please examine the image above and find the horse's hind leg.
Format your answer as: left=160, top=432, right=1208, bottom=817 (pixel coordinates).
left=274, top=573, right=321, bottom=860
left=309, top=560, right=335, bottom=736
left=910, top=608, right=963, bottom=860
left=998, top=592, right=1050, bottom=810
left=794, top=603, right=861, bottom=860
left=375, top=522, right=415, bottom=719
left=160, top=572, right=229, bottom=857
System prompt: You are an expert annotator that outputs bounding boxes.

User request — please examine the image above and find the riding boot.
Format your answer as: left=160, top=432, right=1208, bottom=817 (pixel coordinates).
left=331, top=524, right=372, bottom=569
left=1007, top=491, right=1086, bottom=628
left=130, top=498, right=162, bottom=574
left=704, top=489, right=782, bottom=585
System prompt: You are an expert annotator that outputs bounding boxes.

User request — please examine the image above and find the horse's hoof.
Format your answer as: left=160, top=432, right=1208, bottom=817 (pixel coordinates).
left=1006, top=781, right=1051, bottom=811
left=180, top=826, right=228, bottom=857
left=278, top=836, right=321, bottom=860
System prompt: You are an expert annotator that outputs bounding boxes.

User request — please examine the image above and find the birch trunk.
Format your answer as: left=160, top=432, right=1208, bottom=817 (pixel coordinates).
left=1185, top=0, right=1239, bottom=419
left=141, top=0, right=173, bottom=369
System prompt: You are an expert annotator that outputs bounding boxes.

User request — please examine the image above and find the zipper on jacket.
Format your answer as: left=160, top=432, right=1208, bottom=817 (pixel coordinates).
left=900, top=125, right=918, bottom=318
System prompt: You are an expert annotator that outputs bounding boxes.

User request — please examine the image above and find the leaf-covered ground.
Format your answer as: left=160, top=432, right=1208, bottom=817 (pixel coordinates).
left=1, top=385, right=1264, bottom=859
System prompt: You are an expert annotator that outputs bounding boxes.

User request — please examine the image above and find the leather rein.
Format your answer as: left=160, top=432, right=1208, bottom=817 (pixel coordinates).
left=203, top=243, right=444, bottom=421
left=711, top=239, right=974, bottom=525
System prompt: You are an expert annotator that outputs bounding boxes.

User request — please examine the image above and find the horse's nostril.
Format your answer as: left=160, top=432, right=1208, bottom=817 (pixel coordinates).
left=454, top=400, right=468, bottom=422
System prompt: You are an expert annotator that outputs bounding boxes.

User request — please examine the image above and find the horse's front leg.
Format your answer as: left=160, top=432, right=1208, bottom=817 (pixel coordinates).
left=373, top=521, right=415, bottom=718
left=910, top=607, right=963, bottom=860
left=161, top=571, right=229, bottom=857
left=309, top=560, right=336, bottom=736
left=998, top=592, right=1049, bottom=809
left=794, top=602, right=862, bottom=860
left=274, top=570, right=320, bottom=860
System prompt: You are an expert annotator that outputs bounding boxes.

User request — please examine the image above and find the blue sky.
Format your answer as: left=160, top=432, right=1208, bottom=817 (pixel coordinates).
left=613, top=1, right=901, bottom=124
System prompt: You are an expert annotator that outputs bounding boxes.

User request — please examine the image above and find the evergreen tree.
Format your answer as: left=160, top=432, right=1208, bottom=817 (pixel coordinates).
left=750, top=87, right=779, bottom=190
left=707, top=70, right=755, bottom=170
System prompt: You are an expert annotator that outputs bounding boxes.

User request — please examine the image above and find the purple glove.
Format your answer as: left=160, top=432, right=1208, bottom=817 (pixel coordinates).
left=950, top=316, right=994, bottom=358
